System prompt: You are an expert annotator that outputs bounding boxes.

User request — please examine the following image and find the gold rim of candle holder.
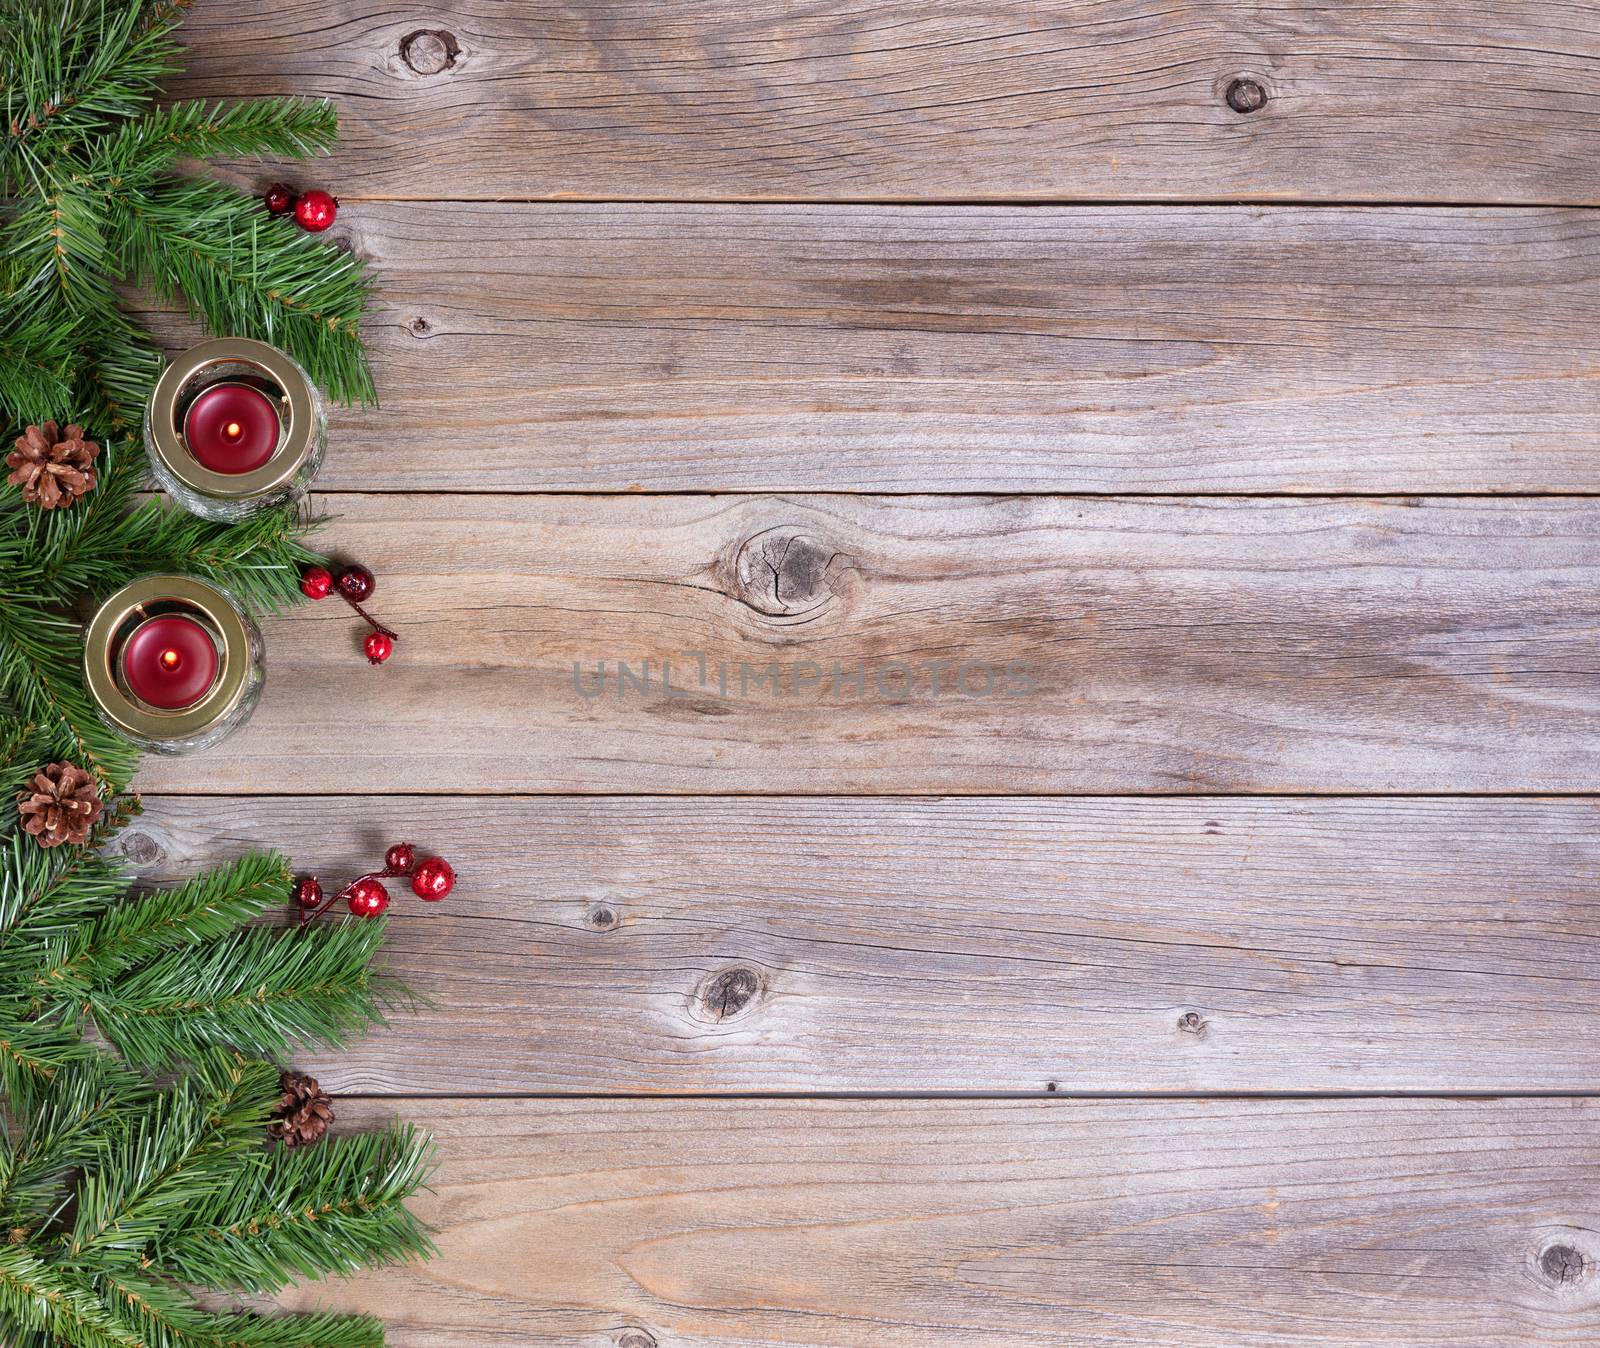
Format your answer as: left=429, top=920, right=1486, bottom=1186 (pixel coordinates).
left=83, top=576, right=254, bottom=741
left=147, top=338, right=318, bottom=499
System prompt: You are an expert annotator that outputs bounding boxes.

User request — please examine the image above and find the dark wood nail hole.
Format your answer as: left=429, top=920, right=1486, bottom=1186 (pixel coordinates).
left=400, top=29, right=461, bottom=76
left=1542, top=1244, right=1586, bottom=1285
left=702, top=966, right=761, bottom=1020
left=118, top=831, right=162, bottom=866
left=1225, top=78, right=1268, bottom=114
left=1178, top=1010, right=1205, bottom=1033
left=731, top=527, right=842, bottom=617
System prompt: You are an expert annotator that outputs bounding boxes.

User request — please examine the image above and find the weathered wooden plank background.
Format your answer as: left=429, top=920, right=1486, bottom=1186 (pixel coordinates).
left=158, top=1, right=1600, bottom=1342
left=136, top=493, right=1600, bottom=795
left=144, top=206, right=1600, bottom=493
left=171, top=1, right=1600, bottom=204
left=272, top=1098, right=1600, bottom=1346
left=127, top=796, right=1600, bottom=1095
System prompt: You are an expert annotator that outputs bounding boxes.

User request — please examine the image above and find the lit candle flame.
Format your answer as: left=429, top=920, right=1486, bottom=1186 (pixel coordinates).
left=159, top=648, right=182, bottom=671
left=223, top=421, right=243, bottom=441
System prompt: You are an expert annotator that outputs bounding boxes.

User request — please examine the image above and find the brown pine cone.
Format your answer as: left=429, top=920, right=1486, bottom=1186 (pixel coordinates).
left=16, top=762, right=104, bottom=849
left=269, top=1070, right=334, bottom=1147
left=6, top=420, right=99, bottom=509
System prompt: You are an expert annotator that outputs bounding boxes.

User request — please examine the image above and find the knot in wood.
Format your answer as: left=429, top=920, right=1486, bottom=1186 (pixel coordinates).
left=1225, top=78, right=1268, bottom=114
left=1541, top=1244, right=1586, bottom=1286
left=1178, top=1010, right=1205, bottom=1034
left=617, top=1332, right=657, bottom=1348
left=700, top=966, right=761, bottom=1020
left=400, top=29, right=461, bottom=76
left=732, top=527, right=841, bottom=617
left=117, top=831, right=162, bottom=867
left=585, top=903, right=619, bottom=932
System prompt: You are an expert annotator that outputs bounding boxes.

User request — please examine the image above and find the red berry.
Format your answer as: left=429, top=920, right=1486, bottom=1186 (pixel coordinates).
left=384, top=842, right=416, bottom=874
left=410, top=856, right=454, bottom=901
left=294, top=188, right=338, bottom=232
left=337, top=565, right=375, bottom=603
left=300, top=565, right=334, bottom=600
left=364, top=631, right=393, bottom=665
left=291, top=876, right=324, bottom=910
left=346, top=877, right=390, bottom=918
left=264, top=182, right=297, bottom=216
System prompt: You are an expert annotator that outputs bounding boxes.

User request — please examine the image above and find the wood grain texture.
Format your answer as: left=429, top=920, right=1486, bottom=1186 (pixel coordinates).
left=125, top=795, right=1600, bottom=1095
left=152, top=9, right=1600, bottom=1342
left=133, top=493, right=1600, bottom=795
left=276, top=1096, right=1600, bottom=1345
left=170, top=1, right=1600, bottom=205
left=142, top=205, right=1600, bottom=493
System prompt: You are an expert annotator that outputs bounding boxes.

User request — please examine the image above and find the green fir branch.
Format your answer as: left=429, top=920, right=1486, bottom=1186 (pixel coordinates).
left=162, top=1123, right=435, bottom=1294
left=73, top=303, right=165, bottom=443
left=0, top=827, right=129, bottom=953
left=103, top=1272, right=388, bottom=1348
left=0, top=595, right=140, bottom=789
left=90, top=97, right=340, bottom=184
left=65, top=1055, right=278, bottom=1264
left=46, top=495, right=323, bottom=615
left=5, top=174, right=121, bottom=316
left=0, top=286, right=75, bottom=423
left=0, top=714, right=51, bottom=811
left=0, top=1057, right=147, bottom=1230
left=89, top=919, right=393, bottom=1068
left=0, top=816, right=431, bottom=1347
left=31, top=851, right=291, bottom=998
left=0, top=1244, right=141, bottom=1348
left=0, top=0, right=184, bottom=192
left=120, top=175, right=376, bottom=404
left=0, top=1006, right=97, bottom=1108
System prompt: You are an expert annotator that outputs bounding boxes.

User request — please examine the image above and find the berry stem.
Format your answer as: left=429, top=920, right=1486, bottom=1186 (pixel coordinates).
left=342, top=594, right=397, bottom=641
left=297, top=888, right=344, bottom=927
left=296, top=866, right=412, bottom=927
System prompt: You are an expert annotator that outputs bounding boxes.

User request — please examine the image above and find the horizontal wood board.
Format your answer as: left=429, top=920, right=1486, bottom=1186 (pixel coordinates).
left=133, top=493, right=1600, bottom=795
left=142, top=205, right=1600, bottom=493
left=127, top=795, right=1600, bottom=1095
left=171, top=1, right=1600, bottom=204
left=273, top=1096, right=1600, bottom=1345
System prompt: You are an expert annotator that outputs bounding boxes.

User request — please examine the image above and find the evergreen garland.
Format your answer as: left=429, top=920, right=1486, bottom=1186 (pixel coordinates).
left=0, top=792, right=435, bottom=1347
left=2, top=0, right=374, bottom=791
left=0, top=3, right=434, bottom=1343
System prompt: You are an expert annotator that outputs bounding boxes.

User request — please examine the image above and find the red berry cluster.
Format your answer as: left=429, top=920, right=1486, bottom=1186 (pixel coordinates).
left=302, top=563, right=398, bottom=664
left=293, top=841, right=455, bottom=924
left=264, top=183, right=339, bottom=233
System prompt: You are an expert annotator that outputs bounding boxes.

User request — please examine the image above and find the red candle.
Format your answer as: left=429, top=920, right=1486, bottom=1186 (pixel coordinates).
left=183, top=382, right=280, bottom=473
left=121, top=615, right=219, bottom=710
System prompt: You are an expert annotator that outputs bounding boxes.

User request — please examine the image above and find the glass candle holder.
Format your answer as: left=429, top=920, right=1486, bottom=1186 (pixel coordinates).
left=145, top=337, right=326, bottom=520
left=83, top=575, right=263, bottom=754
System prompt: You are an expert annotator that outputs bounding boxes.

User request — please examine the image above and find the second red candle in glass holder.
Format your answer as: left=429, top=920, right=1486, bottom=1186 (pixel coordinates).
left=83, top=574, right=264, bottom=754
